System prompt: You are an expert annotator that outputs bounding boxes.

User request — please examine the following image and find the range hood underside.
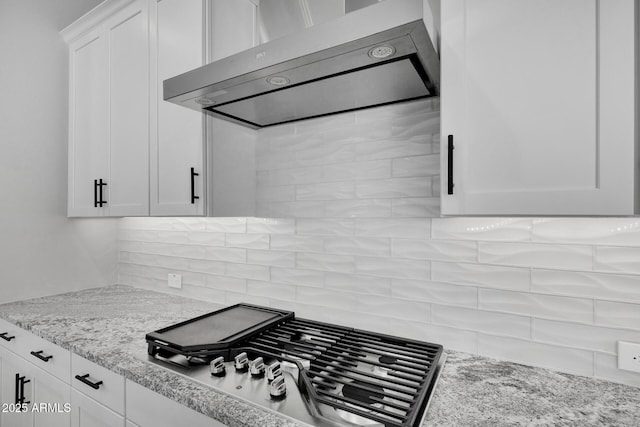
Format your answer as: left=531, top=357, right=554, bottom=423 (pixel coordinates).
left=207, top=55, right=432, bottom=128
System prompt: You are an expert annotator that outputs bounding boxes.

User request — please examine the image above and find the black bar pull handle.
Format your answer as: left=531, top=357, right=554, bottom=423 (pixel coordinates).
left=30, top=350, right=53, bottom=362
left=447, top=135, right=455, bottom=195
left=14, top=373, right=19, bottom=405
left=18, top=375, right=30, bottom=405
left=0, top=332, right=15, bottom=341
left=190, top=167, right=199, bottom=204
left=94, top=179, right=98, bottom=207
left=75, top=374, right=103, bottom=390
left=98, top=179, right=107, bottom=207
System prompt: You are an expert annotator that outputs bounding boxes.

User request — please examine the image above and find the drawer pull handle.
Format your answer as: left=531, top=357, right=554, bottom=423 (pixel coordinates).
left=75, top=374, right=103, bottom=390
left=0, top=332, right=15, bottom=341
left=30, top=350, right=53, bottom=362
left=190, top=167, right=200, bottom=204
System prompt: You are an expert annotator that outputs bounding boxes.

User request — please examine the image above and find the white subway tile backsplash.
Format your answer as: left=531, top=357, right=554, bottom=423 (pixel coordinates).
left=118, top=98, right=640, bottom=388
left=432, top=305, right=531, bottom=339
left=205, top=247, right=246, bottom=263
left=323, top=236, right=390, bottom=257
left=432, top=262, right=530, bottom=291
left=270, top=235, right=324, bottom=252
left=391, top=197, right=440, bottom=217
left=391, top=155, right=439, bottom=178
left=270, top=267, right=324, bottom=288
left=247, top=249, right=295, bottom=268
left=225, top=233, right=270, bottom=250
left=225, top=263, right=270, bottom=281
left=594, top=301, right=640, bottom=330
left=324, top=199, right=392, bottom=218
left=246, top=218, right=295, bottom=235
left=297, top=181, right=355, bottom=201
left=324, top=272, right=391, bottom=296
left=356, top=218, right=430, bottom=238
left=297, top=252, right=355, bottom=273
left=205, top=217, right=246, bottom=233
left=531, top=269, right=640, bottom=302
left=392, top=279, right=477, bottom=307
left=296, top=219, right=354, bottom=236
left=532, top=319, right=640, bottom=354
left=246, top=280, right=296, bottom=301
left=478, top=289, right=593, bottom=323
left=296, top=287, right=430, bottom=323
left=594, top=246, right=640, bottom=273
left=478, top=242, right=592, bottom=270
left=477, top=334, right=594, bottom=377
left=355, top=256, right=429, bottom=280
left=204, top=275, right=246, bottom=292
left=392, top=239, right=477, bottom=262
left=532, top=218, right=640, bottom=246
left=324, top=160, right=391, bottom=182
left=356, top=177, right=432, bottom=199
left=432, top=218, right=532, bottom=241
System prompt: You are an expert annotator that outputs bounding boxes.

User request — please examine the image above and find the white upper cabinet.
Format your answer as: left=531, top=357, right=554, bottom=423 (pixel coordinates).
left=149, top=0, right=205, bottom=216
left=66, top=0, right=149, bottom=217
left=441, top=0, right=637, bottom=215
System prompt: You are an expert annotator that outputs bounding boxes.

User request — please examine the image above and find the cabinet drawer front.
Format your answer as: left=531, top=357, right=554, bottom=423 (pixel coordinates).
left=0, top=318, right=28, bottom=352
left=71, top=354, right=125, bottom=415
left=19, top=332, right=71, bottom=383
left=71, top=388, right=125, bottom=427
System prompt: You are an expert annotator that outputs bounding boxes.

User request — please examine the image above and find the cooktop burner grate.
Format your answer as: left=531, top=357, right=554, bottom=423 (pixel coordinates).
left=240, top=318, right=443, bottom=427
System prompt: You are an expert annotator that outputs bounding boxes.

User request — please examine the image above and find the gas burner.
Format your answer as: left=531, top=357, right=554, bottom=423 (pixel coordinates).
left=145, top=303, right=444, bottom=427
left=342, top=381, right=385, bottom=405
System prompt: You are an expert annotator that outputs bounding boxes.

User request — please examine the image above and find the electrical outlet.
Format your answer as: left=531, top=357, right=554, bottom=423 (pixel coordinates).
left=168, top=273, right=182, bottom=289
left=618, top=341, right=640, bottom=373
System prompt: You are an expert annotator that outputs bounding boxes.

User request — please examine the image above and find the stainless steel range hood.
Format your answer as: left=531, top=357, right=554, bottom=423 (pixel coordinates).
left=163, top=0, right=439, bottom=129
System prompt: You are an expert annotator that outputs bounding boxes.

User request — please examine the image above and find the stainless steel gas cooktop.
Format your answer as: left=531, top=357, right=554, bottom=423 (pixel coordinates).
left=144, top=304, right=445, bottom=427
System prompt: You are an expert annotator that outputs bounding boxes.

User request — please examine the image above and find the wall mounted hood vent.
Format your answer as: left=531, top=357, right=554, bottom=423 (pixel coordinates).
left=163, top=0, right=439, bottom=129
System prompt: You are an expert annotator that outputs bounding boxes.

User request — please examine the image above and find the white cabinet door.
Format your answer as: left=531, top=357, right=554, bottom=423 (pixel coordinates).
left=441, top=0, right=636, bottom=215
left=103, top=0, right=149, bottom=217
left=31, top=365, right=71, bottom=427
left=68, top=28, right=108, bottom=218
left=125, top=380, right=225, bottom=427
left=0, top=347, right=33, bottom=427
left=149, top=0, right=205, bottom=216
left=70, top=389, right=124, bottom=427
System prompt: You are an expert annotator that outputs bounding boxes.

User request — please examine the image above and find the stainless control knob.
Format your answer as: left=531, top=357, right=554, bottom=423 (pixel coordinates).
left=269, top=375, right=286, bottom=400
left=234, top=352, right=249, bottom=372
left=209, top=356, right=226, bottom=377
left=250, top=357, right=265, bottom=378
left=266, top=361, right=282, bottom=383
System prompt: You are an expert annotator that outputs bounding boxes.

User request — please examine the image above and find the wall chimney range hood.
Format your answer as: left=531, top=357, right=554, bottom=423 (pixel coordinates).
left=163, top=0, right=439, bottom=129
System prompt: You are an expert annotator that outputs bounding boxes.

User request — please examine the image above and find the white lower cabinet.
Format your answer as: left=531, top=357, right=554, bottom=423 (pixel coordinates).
left=71, top=389, right=124, bottom=427
left=0, top=346, right=70, bottom=427
left=125, top=380, right=225, bottom=427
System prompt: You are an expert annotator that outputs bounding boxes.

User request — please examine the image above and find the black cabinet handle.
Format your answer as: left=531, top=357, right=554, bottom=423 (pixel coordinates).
left=30, top=350, right=53, bottom=362
left=190, top=167, right=199, bottom=204
left=98, top=179, right=107, bottom=207
left=16, top=374, right=30, bottom=405
left=75, top=374, right=103, bottom=390
left=447, top=135, right=454, bottom=195
left=0, top=332, right=15, bottom=341
left=94, top=179, right=98, bottom=207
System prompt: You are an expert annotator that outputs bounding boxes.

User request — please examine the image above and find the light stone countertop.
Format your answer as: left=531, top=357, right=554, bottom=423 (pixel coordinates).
left=0, top=285, right=638, bottom=427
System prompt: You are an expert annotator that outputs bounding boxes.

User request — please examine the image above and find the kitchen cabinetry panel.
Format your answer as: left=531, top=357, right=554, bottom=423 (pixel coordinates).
left=441, top=0, right=637, bottom=215
left=104, top=3, right=149, bottom=217
left=0, top=347, right=33, bottom=427
left=32, top=365, right=71, bottom=427
left=68, top=28, right=109, bottom=217
left=71, top=388, right=125, bottom=427
left=149, top=0, right=205, bottom=216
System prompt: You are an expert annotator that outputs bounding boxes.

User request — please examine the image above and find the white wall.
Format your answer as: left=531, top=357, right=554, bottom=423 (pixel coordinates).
left=0, top=0, right=118, bottom=303
left=118, top=99, right=640, bottom=388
